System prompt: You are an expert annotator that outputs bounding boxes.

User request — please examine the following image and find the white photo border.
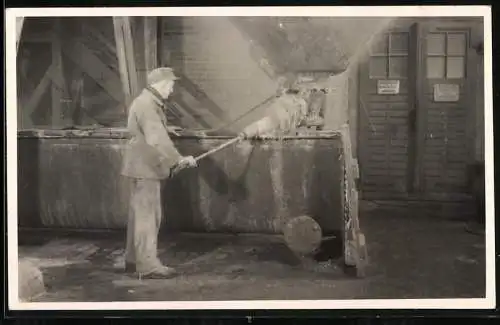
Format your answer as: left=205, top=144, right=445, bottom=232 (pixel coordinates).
left=5, top=5, right=495, bottom=311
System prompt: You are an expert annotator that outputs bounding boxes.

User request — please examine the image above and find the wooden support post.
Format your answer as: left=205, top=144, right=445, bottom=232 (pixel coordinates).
left=113, top=17, right=139, bottom=108
left=340, top=124, right=368, bottom=277
left=144, top=17, right=158, bottom=73
left=51, top=18, right=64, bottom=127
left=16, top=17, right=24, bottom=53
left=123, top=17, right=140, bottom=100
left=16, top=17, right=25, bottom=127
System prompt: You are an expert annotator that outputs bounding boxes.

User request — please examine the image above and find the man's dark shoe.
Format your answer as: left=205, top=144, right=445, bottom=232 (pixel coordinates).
left=137, top=266, right=178, bottom=279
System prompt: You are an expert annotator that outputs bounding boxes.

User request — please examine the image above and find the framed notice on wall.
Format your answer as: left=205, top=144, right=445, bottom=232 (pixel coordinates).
left=377, top=80, right=400, bottom=95
left=434, top=84, right=460, bottom=102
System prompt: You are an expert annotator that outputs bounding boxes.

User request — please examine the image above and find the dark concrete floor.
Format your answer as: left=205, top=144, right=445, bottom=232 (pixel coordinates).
left=18, top=204, right=486, bottom=302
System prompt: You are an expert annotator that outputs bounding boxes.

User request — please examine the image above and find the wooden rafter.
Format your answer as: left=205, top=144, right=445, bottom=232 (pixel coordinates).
left=62, top=39, right=124, bottom=103
left=82, top=22, right=117, bottom=57
left=113, top=17, right=139, bottom=107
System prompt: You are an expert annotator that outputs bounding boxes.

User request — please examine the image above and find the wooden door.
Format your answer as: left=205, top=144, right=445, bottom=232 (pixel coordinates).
left=358, top=19, right=479, bottom=201
left=358, top=22, right=416, bottom=199
left=417, top=23, right=476, bottom=199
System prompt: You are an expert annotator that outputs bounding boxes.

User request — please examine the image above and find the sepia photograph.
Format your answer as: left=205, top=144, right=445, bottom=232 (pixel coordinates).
left=5, top=6, right=494, bottom=311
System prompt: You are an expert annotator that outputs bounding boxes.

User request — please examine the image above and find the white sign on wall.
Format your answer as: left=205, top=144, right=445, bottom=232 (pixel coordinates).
left=377, top=80, right=400, bottom=95
left=434, top=84, right=460, bottom=102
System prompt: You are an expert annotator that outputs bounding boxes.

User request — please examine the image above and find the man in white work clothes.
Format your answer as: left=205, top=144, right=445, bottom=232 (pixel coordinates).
left=121, top=67, right=197, bottom=279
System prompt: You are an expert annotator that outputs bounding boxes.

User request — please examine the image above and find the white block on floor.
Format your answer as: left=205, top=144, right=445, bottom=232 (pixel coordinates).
left=18, top=259, right=45, bottom=301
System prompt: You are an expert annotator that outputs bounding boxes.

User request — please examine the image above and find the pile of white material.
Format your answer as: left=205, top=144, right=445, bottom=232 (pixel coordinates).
left=240, top=93, right=308, bottom=139
left=18, top=259, right=45, bottom=302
